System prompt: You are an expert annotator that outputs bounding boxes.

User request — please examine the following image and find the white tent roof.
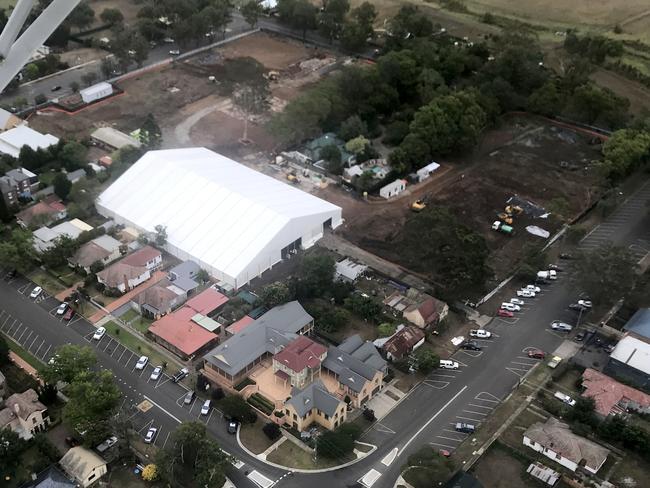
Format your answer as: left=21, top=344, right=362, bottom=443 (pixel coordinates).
left=0, top=125, right=59, bottom=157
left=96, top=148, right=342, bottom=287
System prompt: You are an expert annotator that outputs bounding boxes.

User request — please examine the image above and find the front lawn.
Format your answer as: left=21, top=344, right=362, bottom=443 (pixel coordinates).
left=28, top=269, right=66, bottom=295
left=266, top=439, right=353, bottom=469
left=119, top=308, right=153, bottom=334
left=239, top=421, right=277, bottom=454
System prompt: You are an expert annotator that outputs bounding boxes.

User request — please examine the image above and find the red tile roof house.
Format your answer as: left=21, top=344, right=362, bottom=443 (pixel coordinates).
left=96, top=246, right=162, bottom=293
left=148, top=287, right=229, bottom=360
left=581, top=368, right=650, bottom=417
left=382, top=326, right=425, bottom=361
left=272, top=336, right=328, bottom=389
left=15, top=196, right=67, bottom=229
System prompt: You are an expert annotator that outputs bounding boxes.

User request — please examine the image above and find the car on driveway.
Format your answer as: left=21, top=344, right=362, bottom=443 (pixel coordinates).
left=56, top=303, right=68, bottom=315
left=461, top=340, right=481, bottom=351
left=554, top=392, right=576, bottom=406
left=144, top=427, right=157, bottom=443
left=455, top=423, right=475, bottom=434
left=527, top=349, right=545, bottom=359
left=135, top=356, right=149, bottom=370
left=150, top=366, right=162, bottom=381
left=201, top=399, right=211, bottom=415
left=469, top=329, right=491, bottom=339
left=510, top=298, right=524, bottom=306
left=517, top=289, right=535, bottom=298
left=93, top=327, right=106, bottom=340
left=227, top=420, right=238, bottom=434
left=497, top=309, right=514, bottom=318
left=63, top=308, right=74, bottom=321
left=500, top=302, right=520, bottom=312
left=30, top=286, right=43, bottom=299
left=551, top=321, right=572, bottom=332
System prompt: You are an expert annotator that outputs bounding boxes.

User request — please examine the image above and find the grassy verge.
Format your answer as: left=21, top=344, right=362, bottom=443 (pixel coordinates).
left=103, top=321, right=180, bottom=369
left=28, top=269, right=66, bottom=295
left=239, top=421, right=277, bottom=454
left=7, top=336, right=44, bottom=369
left=266, top=440, right=353, bottom=469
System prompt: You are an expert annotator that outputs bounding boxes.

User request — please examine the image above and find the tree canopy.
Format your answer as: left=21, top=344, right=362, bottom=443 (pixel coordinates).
left=40, top=344, right=97, bottom=385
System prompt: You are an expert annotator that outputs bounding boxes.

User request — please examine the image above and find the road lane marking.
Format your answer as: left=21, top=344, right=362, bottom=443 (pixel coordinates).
left=117, top=348, right=127, bottom=362
left=436, top=435, right=463, bottom=442
left=475, top=392, right=500, bottom=402
left=162, top=431, right=171, bottom=449
left=18, top=328, right=29, bottom=342
left=27, top=334, right=39, bottom=351
left=143, top=395, right=182, bottom=424
left=429, top=441, right=456, bottom=449
left=40, top=344, right=51, bottom=360
left=381, top=447, right=398, bottom=466
left=398, top=385, right=468, bottom=457
left=468, top=403, right=492, bottom=410
left=463, top=409, right=488, bottom=416
left=374, top=423, right=396, bottom=434
left=456, top=415, right=482, bottom=422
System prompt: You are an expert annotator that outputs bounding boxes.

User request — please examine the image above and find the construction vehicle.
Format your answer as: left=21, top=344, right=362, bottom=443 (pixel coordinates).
left=410, top=199, right=427, bottom=212
left=286, top=173, right=299, bottom=183
left=505, top=205, right=523, bottom=215
left=492, top=221, right=513, bottom=235
left=497, top=212, right=513, bottom=225
left=264, top=70, right=280, bottom=81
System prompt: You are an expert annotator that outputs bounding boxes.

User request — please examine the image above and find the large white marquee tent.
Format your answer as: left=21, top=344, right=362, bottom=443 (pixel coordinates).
left=96, top=148, right=342, bottom=289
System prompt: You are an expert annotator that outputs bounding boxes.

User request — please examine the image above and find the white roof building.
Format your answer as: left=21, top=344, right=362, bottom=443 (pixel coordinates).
left=416, top=161, right=440, bottom=182
left=609, top=335, right=650, bottom=375
left=96, top=148, right=342, bottom=289
left=91, top=127, right=142, bottom=150
left=0, top=125, right=59, bottom=157
left=80, top=82, right=113, bottom=104
left=33, top=218, right=93, bottom=252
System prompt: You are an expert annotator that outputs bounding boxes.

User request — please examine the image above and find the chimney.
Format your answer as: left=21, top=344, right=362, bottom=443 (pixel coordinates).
left=13, top=402, right=20, bottom=416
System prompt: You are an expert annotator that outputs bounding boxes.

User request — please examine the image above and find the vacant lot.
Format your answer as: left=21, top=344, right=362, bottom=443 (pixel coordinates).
left=320, top=115, right=601, bottom=288
left=471, top=443, right=530, bottom=488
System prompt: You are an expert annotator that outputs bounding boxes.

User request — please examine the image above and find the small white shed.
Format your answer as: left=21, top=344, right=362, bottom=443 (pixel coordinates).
left=416, top=161, right=440, bottom=182
left=80, top=82, right=113, bottom=104
left=379, top=179, right=406, bottom=199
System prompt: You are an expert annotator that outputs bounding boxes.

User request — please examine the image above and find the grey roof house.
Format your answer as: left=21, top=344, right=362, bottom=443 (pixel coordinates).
left=167, top=260, right=202, bottom=294
left=284, top=379, right=347, bottom=431
left=202, top=301, right=314, bottom=384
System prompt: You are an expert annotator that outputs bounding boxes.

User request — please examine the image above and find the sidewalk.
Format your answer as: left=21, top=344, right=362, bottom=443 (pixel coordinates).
left=55, top=282, right=83, bottom=302
left=88, top=270, right=167, bottom=323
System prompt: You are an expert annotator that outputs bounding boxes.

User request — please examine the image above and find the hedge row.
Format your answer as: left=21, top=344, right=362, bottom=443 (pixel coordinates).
left=248, top=393, right=274, bottom=415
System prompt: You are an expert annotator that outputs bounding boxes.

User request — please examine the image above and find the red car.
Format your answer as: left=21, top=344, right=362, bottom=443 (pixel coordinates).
left=527, top=349, right=545, bottom=359
left=63, top=308, right=75, bottom=321
left=497, top=309, right=514, bottom=318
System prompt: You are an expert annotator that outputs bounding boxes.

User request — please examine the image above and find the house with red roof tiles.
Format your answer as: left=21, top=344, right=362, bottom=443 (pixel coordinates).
left=272, top=336, right=327, bottom=389
left=581, top=368, right=650, bottom=417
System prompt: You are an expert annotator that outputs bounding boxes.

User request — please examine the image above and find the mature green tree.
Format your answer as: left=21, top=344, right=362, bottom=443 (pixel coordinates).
left=599, top=129, right=650, bottom=181
left=69, top=81, right=80, bottom=93
left=63, top=370, right=121, bottom=437
left=572, top=245, right=636, bottom=306
left=141, top=113, right=162, bottom=149
left=408, top=90, right=487, bottom=156
left=417, top=68, right=446, bottom=105
left=39, top=344, right=97, bottom=385
left=388, top=6, right=433, bottom=46
left=241, top=0, right=263, bottom=28
left=414, top=348, right=438, bottom=374
left=218, top=395, right=255, bottom=423
left=60, top=141, right=88, bottom=171
left=100, top=8, right=123, bottom=25
left=260, top=282, right=292, bottom=308
left=399, top=207, right=490, bottom=296
left=40, top=234, right=77, bottom=268
left=231, top=63, right=270, bottom=141
left=321, top=144, right=343, bottom=174
left=0, top=427, right=27, bottom=471
left=67, top=3, right=95, bottom=30
left=0, top=334, right=10, bottom=366
left=570, top=83, right=628, bottom=126
left=308, top=303, right=349, bottom=333
left=351, top=1, right=377, bottom=40
left=527, top=79, right=564, bottom=117
left=344, top=294, right=382, bottom=322
left=296, top=254, right=335, bottom=298
left=338, top=115, right=367, bottom=141
left=53, top=173, right=72, bottom=200
left=0, top=228, right=35, bottom=273
left=318, top=0, right=349, bottom=42
left=378, top=50, right=420, bottom=99
left=154, top=224, right=167, bottom=246
left=156, top=422, right=229, bottom=488
left=279, top=0, right=317, bottom=39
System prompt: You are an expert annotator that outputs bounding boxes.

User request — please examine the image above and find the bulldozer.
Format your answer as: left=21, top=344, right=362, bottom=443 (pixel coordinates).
left=410, top=199, right=427, bottom=212
left=497, top=212, right=513, bottom=225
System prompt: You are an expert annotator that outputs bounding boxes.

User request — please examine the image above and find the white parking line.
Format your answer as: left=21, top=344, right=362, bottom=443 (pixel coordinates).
left=18, top=328, right=29, bottom=342
left=456, top=415, right=482, bottom=422
left=463, top=409, right=487, bottom=416
left=143, top=395, right=182, bottom=424
left=40, top=344, right=51, bottom=360
left=468, top=403, right=492, bottom=410
left=430, top=441, right=457, bottom=449
left=117, top=348, right=127, bottom=362
left=436, top=435, right=463, bottom=442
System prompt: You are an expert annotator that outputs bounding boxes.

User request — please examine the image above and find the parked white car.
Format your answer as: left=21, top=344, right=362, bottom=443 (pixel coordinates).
left=469, top=329, right=491, bottom=339
left=524, top=285, right=541, bottom=293
left=578, top=300, right=592, bottom=308
left=201, top=399, right=211, bottom=415
left=150, top=366, right=162, bottom=381
left=551, top=321, right=572, bottom=331
left=510, top=298, right=524, bottom=305
left=517, top=289, right=536, bottom=298
left=135, top=356, right=149, bottom=370
left=30, top=286, right=43, bottom=299
left=439, top=360, right=459, bottom=370
left=501, top=302, right=521, bottom=312
left=144, top=427, right=157, bottom=443
left=554, top=391, right=576, bottom=406
left=56, top=302, right=68, bottom=315
left=92, top=327, right=106, bottom=340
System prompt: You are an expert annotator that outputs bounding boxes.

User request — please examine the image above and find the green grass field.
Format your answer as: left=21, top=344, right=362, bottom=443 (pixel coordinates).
left=103, top=320, right=179, bottom=369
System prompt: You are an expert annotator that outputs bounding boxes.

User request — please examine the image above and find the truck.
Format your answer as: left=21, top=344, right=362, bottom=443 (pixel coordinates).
left=469, top=329, right=491, bottom=339
left=492, top=221, right=513, bottom=235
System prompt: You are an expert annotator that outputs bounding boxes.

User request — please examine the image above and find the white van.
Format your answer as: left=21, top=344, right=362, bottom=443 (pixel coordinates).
left=439, top=360, right=459, bottom=370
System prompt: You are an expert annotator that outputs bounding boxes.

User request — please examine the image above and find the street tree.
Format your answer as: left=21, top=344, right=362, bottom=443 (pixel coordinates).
left=59, top=140, right=88, bottom=171
left=63, top=370, right=121, bottom=443
left=156, top=422, right=229, bottom=488
left=414, top=348, right=438, bottom=374
left=0, top=228, right=35, bottom=273
left=572, top=245, right=637, bottom=306
left=241, top=0, right=263, bottom=28
left=67, top=3, right=95, bottom=30
left=600, top=129, right=650, bottom=181
left=260, top=282, right=292, bottom=308
left=141, top=464, right=158, bottom=481
left=69, top=81, right=80, bottom=93
left=219, top=395, right=255, bottom=423
left=281, top=0, right=317, bottom=39
left=53, top=172, right=72, bottom=200
left=39, top=344, right=97, bottom=385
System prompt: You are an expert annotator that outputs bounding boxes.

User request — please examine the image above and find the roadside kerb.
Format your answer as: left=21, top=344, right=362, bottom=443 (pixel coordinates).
left=236, top=426, right=377, bottom=473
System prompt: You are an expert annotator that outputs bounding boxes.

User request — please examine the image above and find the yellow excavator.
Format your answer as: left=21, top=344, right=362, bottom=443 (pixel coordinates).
left=410, top=199, right=427, bottom=212
left=505, top=205, right=523, bottom=215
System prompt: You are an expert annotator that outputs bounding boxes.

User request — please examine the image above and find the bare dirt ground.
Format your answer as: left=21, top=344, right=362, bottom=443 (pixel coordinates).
left=316, top=115, right=602, bottom=285
left=471, top=444, right=530, bottom=488
left=59, top=48, right=106, bottom=67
